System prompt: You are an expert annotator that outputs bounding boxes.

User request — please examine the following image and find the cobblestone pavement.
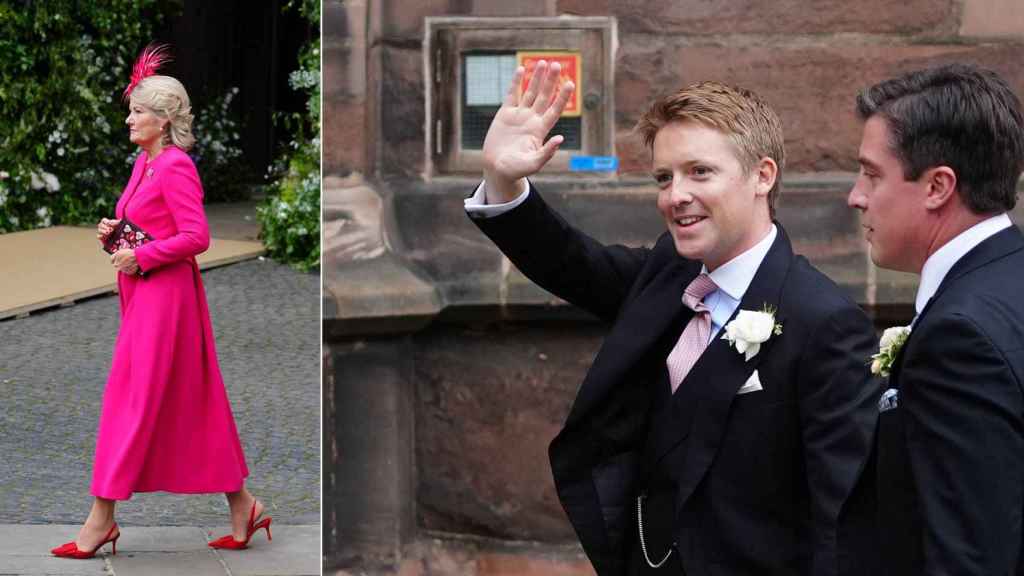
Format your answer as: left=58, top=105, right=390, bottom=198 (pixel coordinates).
left=0, top=258, right=320, bottom=527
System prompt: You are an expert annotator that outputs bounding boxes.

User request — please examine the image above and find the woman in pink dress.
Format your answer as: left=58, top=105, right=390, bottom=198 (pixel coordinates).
left=52, top=46, right=271, bottom=559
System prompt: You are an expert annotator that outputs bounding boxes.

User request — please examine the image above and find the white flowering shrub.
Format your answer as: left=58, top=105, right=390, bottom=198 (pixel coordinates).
left=192, top=87, right=256, bottom=202
left=257, top=0, right=319, bottom=272
left=0, top=2, right=169, bottom=232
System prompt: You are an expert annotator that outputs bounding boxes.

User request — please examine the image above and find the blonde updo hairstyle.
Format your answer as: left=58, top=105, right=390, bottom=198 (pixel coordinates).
left=129, top=75, right=196, bottom=151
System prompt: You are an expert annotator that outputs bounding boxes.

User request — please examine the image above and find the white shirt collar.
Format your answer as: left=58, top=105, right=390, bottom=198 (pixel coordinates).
left=915, top=213, right=1012, bottom=315
left=703, top=224, right=777, bottom=301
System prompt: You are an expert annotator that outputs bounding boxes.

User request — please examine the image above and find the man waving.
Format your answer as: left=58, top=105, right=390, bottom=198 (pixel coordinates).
left=466, top=61, right=879, bottom=575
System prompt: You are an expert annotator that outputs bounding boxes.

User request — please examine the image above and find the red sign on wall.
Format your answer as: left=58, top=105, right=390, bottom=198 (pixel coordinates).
left=517, top=51, right=582, bottom=117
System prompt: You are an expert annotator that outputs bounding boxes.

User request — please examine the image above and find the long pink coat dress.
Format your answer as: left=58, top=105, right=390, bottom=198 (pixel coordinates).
left=91, top=146, right=249, bottom=500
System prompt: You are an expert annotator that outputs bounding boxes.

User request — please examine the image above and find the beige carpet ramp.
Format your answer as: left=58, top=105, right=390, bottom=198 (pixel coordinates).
left=0, top=226, right=264, bottom=320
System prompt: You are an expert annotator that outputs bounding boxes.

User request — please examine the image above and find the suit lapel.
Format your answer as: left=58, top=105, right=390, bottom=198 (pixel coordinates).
left=890, top=225, right=1024, bottom=385
left=939, top=225, right=1024, bottom=288
left=671, top=225, right=795, bottom=510
left=564, top=255, right=702, bottom=429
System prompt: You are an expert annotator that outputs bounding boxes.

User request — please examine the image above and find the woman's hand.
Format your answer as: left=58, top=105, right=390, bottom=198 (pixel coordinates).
left=111, top=248, right=140, bottom=275
left=97, top=218, right=120, bottom=241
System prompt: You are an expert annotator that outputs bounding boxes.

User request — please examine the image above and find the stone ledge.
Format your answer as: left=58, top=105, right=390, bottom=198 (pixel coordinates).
left=324, top=251, right=442, bottom=337
left=324, top=175, right=1024, bottom=337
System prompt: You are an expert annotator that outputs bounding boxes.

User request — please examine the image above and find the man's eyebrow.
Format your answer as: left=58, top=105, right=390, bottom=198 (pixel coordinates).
left=858, top=156, right=881, bottom=170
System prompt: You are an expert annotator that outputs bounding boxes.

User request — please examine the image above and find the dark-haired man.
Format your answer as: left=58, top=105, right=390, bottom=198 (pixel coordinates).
left=849, top=64, right=1024, bottom=575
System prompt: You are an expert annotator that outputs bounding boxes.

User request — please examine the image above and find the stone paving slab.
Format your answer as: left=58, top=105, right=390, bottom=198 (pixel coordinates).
left=108, top=526, right=208, bottom=553
left=107, top=550, right=227, bottom=576
left=0, top=524, right=319, bottom=575
left=0, top=557, right=108, bottom=575
left=213, top=525, right=320, bottom=576
left=0, top=525, right=109, bottom=575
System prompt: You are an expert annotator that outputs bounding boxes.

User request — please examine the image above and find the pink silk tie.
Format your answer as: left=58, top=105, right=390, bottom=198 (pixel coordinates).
left=666, top=273, right=718, bottom=393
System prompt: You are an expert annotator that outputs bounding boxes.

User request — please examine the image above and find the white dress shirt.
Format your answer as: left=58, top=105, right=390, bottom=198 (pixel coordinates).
left=914, top=213, right=1012, bottom=320
left=701, top=225, right=777, bottom=341
left=464, top=178, right=778, bottom=342
left=463, top=178, right=531, bottom=218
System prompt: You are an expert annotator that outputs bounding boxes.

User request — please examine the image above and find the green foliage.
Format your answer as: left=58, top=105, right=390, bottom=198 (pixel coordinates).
left=193, top=87, right=256, bottom=202
left=257, top=2, right=320, bottom=272
left=0, top=1, right=171, bottom=232
left=290, top=0, right=319, bottom=25
left=258, top=146, right=320, bottom=272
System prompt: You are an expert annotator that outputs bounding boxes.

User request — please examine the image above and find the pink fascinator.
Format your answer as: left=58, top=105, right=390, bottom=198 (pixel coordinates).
left=122, top=43, right=172, bottom=102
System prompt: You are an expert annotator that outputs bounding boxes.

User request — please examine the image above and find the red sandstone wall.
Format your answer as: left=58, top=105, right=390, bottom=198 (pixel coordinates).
left=324, top=2, right=1024, bottom=572
left=325, top=0, right=1024, bottom=178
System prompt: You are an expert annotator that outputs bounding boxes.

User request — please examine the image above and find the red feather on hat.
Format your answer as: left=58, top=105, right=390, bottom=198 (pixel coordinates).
left=122, top=43, right=172, bottom=102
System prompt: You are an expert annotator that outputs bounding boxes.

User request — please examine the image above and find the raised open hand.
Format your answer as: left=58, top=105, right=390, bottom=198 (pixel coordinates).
left=482, top=60, right=575, bottom=202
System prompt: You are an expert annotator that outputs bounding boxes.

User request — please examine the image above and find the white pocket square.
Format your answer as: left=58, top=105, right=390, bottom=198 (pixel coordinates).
left=737, top=370, right=763, bottom=395
left=879, top=388, right=899, bottom=412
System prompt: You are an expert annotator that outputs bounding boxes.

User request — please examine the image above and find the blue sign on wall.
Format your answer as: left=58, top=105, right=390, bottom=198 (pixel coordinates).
left=569, top=156, right=618, bottom=172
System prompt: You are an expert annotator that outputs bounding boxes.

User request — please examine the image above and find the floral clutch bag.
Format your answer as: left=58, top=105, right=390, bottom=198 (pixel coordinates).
left=102, top=217, right=154, bottom=255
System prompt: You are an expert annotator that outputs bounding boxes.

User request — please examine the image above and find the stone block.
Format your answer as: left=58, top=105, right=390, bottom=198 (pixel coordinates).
left=401, top=538, right=595, bottom=576
left=323, top=177, right=385, bottom=263
left=557, top=0, right=611, bottom=16
left=558, top=0, right=956, bottom=36
left=614, top=127, right=649, bottom=175
left=323, top=98, right=367, bottom=175
left=615, top=40, right=1024, bottom=173
left=325, top=47, right=345, bottom=98
left=323, top=1, right=349, bottom=42
left=383, top=0, right=471, bottom=40
left=414, top=321, right=605, bottom=541
left=960, top=0, right=1024, bottom=38
left=381, top=46, right=427, bottom=177
left=324, top=44, right=365, bottom=100
left=476, top=553, right=595, bottom=575
left=613, top=43, right=662, bottom=128
left=324, top=1, right=367, bottom=101
left=323, top=252, right=442, bottom=333
left=324, top=344, right=339, bottom=565
left=470, top=0, right=555, bottom=17
left=390, top=180, right=507, bottom=306
left=329, top=339, right=416, bottom=569
left=313, top=537, right=602, bottom=575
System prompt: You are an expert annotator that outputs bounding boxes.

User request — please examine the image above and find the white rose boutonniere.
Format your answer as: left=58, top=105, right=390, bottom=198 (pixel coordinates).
left=721, top=305, right=783, bottom=361
left=871, top=325, right=911, bottom=377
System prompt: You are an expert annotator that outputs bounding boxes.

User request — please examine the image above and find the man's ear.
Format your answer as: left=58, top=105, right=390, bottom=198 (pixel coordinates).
left=922, top=166, right=958, bottom=211
left=754, top=157, right=778, bottom=198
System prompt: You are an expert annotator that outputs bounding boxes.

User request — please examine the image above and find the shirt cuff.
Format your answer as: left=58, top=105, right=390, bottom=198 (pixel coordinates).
left=464, top=178, right=530, bottom=219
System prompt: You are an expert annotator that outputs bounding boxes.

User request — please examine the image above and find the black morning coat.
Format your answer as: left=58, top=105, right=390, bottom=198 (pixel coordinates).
left=470, top=185, right=880, bottom=576
left=876, top=224, right=1024, bottom=576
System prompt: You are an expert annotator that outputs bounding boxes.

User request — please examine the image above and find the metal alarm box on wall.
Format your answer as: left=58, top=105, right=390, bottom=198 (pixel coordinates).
left=425, top=17, right=616, bottom=176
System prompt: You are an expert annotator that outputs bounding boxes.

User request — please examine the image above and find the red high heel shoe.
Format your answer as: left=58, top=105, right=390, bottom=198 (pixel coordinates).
left=51, top=523, right=120, bottom=559
left=208, top=501, right=272, bottom=550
